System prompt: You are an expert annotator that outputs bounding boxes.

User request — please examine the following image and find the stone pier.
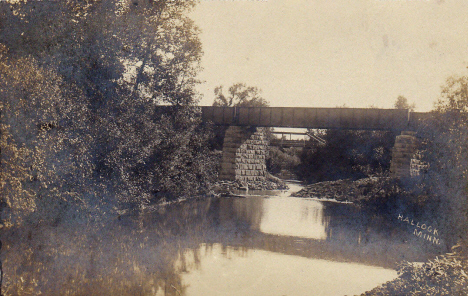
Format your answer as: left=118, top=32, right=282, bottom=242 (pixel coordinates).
left=390, top=131, right=419, bottom=179
left=219, top=126, right=269, bottom=182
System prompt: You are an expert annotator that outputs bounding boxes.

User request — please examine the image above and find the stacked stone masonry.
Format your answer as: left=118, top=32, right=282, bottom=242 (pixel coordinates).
left=410, top=158, right=423, bottom=177
left=390, top=131, right=420, bottom=178
left=219, top=126, right=269, bottom=182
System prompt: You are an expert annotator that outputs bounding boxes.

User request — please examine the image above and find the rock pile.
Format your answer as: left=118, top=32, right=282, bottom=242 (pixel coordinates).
left=292, top=177, right=390, bottom=203
left=213, top=174, right=288, bottom=196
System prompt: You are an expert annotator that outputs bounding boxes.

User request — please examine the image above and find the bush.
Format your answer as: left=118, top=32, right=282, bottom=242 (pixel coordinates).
left=297, top=129, right=396, bottom=184
left=415, top=75, right=468, bottom=244
left=266, top=147, right=301, bottom=177
left=363, top=256, right=468, bottom=296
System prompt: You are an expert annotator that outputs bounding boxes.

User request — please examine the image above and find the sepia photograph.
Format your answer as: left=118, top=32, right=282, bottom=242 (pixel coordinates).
left=1, top=0, right=468, bottom=295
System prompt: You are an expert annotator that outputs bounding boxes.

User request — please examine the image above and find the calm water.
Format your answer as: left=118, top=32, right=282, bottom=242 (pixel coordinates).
left=2, top=182, right=447, bottom=295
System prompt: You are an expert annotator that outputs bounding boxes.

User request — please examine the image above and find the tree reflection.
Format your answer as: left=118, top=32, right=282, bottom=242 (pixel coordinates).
left=1, top=199, right=215, bottom=295
left=1, top=196, right=448, bottom=295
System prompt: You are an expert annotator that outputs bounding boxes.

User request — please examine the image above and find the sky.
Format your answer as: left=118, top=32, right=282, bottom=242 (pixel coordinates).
left=190, top=0, right=468, bottom=111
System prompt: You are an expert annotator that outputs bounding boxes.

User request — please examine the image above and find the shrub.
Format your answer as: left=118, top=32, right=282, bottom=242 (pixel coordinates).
left=363, top=256, right=468, bottom=296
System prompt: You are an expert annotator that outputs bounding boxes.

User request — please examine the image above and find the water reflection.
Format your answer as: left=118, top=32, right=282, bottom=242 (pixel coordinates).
left=1, top=183, right=447, bottom=295
left=2, top=199, right=214, bottom=296
left=220, top=190, right=447, bottom=268
left=178, top=244, right=396, bottom=296
left=229, top=182, right=333, bottom=240
left=230, top=196, right=329, bottom=239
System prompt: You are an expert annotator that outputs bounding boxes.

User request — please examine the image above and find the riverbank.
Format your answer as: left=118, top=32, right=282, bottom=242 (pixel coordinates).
left=291, top=177, right=397, bottom=204
left=212, top=173, right=289, bottom=196
left=361, top=250, right=468, bottom=295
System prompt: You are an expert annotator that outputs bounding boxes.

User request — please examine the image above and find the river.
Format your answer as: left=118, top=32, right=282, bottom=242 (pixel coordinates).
left=1, top=182, right=447, bottom=295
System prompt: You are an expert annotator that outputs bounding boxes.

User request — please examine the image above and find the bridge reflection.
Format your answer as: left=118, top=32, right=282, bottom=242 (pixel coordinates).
left=212, top=195, right=445, bottom=269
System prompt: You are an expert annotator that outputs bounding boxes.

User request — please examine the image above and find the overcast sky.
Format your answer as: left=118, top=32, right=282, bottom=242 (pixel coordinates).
left=190, top=0, right=468, bottom=111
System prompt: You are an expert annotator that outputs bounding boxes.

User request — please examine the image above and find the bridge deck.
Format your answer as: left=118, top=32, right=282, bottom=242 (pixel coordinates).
left=201, top=106, right=415, bottom=131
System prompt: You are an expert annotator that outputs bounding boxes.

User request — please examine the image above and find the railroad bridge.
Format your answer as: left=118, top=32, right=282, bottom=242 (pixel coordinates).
left=199, top=106, right=428, bottom=183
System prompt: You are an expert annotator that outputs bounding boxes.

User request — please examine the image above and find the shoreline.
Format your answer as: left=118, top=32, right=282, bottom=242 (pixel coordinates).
left=211, top=174, right=289, bottom=197
left=291, top=177, right=390, bottom=204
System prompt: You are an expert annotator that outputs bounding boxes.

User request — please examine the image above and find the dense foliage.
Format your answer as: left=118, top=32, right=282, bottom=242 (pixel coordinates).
left=0, top=0, right=217, bottom=225
left=363, top=255, right=468, bottom=296
left=212, top=83, right=269, bottom=108
left=296, top=99, right=416, bottom=184
left=416, top=75, right=468, bottom=243
left=362, top=75, right=468, bottom=295
left=266, top=146, right=301, bottom=178
left=297, top=129, right=396, bottom=183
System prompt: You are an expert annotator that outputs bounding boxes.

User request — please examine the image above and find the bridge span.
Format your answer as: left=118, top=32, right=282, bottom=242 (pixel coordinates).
left=201, top=106, right=428, bottom=131
left=198, top=106, right=428, bottom=182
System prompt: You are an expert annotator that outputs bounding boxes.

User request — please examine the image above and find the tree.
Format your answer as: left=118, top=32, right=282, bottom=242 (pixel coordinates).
left=0, top=46, right=93, bottom=224
left=394, top=95, right=416, bottom=111
left=436, top=75, right=468, bottom=112
left=297, top=128, right=395, bottom=183
left=0, top=0, right=215, bottom=224
left=297, top=103, right=401, bottom=184
left=267, top=147, right=301, bottom=177
left=213, top=83, right=269, bottom=107
left=417, top=75, right=468, bottom=244
left=0, top=0, right=201, bottom=105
